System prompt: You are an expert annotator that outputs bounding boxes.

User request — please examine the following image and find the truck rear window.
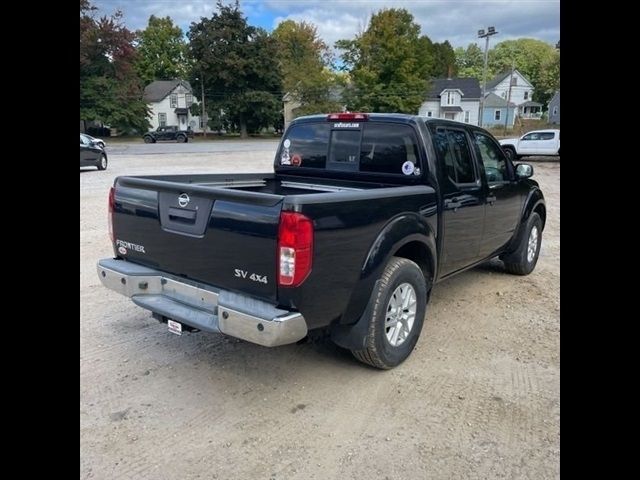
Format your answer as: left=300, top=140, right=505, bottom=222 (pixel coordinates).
left=280, top=122, right=422, bottom=177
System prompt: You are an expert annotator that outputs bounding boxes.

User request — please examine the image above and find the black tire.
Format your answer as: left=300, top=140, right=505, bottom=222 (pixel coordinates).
left=177, top=135, right=187, bottom=143
left=143, top=136, right=154, bottom=144
left=351, top=257, right=428, bottom=369
left=502, top=212, right=542, bottom=275
left=503, top=146, right=516, bottom=162
left=97, top=154, right=107, bottom=171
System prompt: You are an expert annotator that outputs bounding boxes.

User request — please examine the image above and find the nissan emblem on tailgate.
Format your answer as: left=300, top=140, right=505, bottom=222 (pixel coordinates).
left=178, top=193, right=190, bottom=208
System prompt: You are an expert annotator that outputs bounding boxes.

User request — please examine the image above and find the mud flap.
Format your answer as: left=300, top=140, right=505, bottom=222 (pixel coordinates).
left=330, top=279, right=382, bottom=351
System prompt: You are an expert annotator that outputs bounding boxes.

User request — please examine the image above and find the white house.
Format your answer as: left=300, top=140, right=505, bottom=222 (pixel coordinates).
left=418, top=78, right=481, bottom=125
left=485, top=69, right=542, bottom=119
left=143, top=80, right=202, bottom=132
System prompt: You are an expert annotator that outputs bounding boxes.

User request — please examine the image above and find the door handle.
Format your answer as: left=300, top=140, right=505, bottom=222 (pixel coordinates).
left=487, top=195, right=496, bottom=205
left=445, top=198, right=462, bottom=211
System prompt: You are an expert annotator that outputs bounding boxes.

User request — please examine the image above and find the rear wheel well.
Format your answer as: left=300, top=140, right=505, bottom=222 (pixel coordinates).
left=393, top=241, right=433, bottom=287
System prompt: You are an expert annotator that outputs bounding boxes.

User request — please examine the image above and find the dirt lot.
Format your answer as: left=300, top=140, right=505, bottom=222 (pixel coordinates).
left=80, top=147, right=559, bottom=480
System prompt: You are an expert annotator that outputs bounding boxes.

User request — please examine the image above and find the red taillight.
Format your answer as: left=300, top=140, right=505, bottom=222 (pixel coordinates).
left=278, top=212, right=314, bottom=287
left=108, top=186, right=115, bottom=243
left=327, top=112, right=368, bottom=121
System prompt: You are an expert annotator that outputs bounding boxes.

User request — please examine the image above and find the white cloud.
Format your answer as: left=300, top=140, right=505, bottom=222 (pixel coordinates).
left=93, top=0, right=559, bottom=49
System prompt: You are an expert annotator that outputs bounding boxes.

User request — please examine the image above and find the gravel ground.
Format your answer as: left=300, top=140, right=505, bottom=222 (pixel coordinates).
left=80, top=147, right=560, bottom=480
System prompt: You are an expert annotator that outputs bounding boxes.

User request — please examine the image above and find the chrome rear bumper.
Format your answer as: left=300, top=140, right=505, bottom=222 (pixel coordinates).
left=96, top=258, right=307, bottom=347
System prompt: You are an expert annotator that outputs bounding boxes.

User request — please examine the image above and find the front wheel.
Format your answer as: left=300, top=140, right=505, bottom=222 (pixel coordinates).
left=502, top=212, right=542, bottom=275
left=176, top=135, right=187, bottom=143
left=97, top=154, right=107, bottom=171
left=503, top=146, right=516, bottom=162
left=351, top=257, right=428, bottom=369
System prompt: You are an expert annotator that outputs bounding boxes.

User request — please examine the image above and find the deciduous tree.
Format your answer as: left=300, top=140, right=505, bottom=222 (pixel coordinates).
left=135, top=15, right=188, bottom=85
left=80, top=0, right=149, bottom=133
left=336, top=8, right=432, bottom=113
left=187, top=1, right=282, bottom=137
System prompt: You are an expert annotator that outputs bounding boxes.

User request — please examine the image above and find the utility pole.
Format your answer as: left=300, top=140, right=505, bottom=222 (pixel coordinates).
left=478, top=26, right=498, bottom=127
left=504, top=60, right=515, bottom=135
left=200, top=74, right=207, bottom=138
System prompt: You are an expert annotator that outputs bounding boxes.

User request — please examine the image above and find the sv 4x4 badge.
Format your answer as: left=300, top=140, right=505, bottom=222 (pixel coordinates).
left=234, top=269, right=268, bottom=284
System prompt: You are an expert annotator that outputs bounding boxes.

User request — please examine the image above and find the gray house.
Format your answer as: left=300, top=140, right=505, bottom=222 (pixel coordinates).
left=548, top=90, right=560, bottom=124
left=485, top=69, right=542, bottom=119
left=418, top=78, right=481, bottom=125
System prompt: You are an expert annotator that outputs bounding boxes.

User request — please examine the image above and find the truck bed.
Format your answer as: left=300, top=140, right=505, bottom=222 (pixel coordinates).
left=111, top=171, right=436, bottom=321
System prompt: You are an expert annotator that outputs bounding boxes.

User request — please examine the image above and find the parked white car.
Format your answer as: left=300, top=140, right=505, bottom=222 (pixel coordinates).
left=499, top=129, right=559, bottom=161
left=80, top=133, right=106, bottom=149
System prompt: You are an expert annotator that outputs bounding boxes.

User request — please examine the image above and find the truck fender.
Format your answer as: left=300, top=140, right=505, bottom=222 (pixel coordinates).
left=331, top=213, right=437, bottom=350
left=505, top=188, right=546, bottom=254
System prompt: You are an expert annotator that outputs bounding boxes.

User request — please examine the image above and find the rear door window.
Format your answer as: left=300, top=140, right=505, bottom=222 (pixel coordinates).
left=433, top=127, right=478, bottom=186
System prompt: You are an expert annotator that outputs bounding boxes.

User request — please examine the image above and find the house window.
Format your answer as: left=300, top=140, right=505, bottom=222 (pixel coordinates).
left=464, top=111, right=470, bottom=123
left=186, top=94, right=193, bottom=106
left=158, top=113, right=167, bottom=127
left=494, top=110, right=501, bottom=121
left=511, top=77, right=517, bottom=86
left=427, top=111, right=433, bottom=117
left=524, top=91, right=529, bottom=100
left=553, top=106, right=558, bottom=115
left=447, top=91, right=454, bottom=105
left=170, top=94, right=177, bottom=108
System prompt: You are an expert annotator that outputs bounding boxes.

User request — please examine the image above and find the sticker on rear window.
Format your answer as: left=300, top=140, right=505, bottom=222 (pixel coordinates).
left=333, top=122, right=360, bottom=128
left=402, top=161, right=415, bottom=175
left=283, top=139, right=291, bottom=148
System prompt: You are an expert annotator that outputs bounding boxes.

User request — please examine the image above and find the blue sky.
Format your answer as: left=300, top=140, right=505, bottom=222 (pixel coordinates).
left=91, top=0, right=560, bottom=51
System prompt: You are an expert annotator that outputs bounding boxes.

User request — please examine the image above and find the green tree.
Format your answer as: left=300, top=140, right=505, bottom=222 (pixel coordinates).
left=187, top=1, right=282, bottom=137
left=80, top=0, right=150, bottom=133
left=430, top=41, right=457, bottom=78
left=455, top=43, right=485, bottom=79
left=272, top=20, right=343, bottom=117
left=336, top=8, right=431, bottom=113
left=488, top=38, right=559, bottom=104
left=135, top=15, right=188, bottom=85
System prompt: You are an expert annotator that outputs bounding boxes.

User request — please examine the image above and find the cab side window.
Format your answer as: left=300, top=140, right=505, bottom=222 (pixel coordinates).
left=474, top=132, right=510, bottom=182
left=433, top=128, right=477, bottom=186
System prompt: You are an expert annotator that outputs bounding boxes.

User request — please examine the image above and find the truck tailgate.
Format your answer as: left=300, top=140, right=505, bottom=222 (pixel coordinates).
left=112, top=176, right=283, bottom=302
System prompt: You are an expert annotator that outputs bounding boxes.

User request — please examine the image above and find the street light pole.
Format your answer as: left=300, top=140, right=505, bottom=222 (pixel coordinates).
left=504, top=60, right=515, bottom=135
left=478, top=26, right=498, bottom=127
left=200, top=74, right=207, bottom=138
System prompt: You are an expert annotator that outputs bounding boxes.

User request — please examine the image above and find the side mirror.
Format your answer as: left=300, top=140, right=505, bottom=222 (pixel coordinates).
left=515, top=163, right=534, bottom=179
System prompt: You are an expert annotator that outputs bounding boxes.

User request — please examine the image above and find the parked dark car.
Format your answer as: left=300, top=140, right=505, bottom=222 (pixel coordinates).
left=98, top=113, right=545, bottom=369
left=143, top=126, right=194, bottom=143
left=80, top=134, right=107, bottom=170
left=81, top=132, right=106, bottom=149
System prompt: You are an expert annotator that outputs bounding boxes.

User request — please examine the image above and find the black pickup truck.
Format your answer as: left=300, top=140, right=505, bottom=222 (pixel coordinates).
left=98, top=113, right=545, bottom=369
left=143, top=125, right=194, bottom=143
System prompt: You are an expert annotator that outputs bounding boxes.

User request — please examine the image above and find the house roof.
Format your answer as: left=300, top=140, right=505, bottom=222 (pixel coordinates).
left=486, top=69, right=533, bottom=90
left=143, top=80, right=193, bottom=102
left=520, top=101, right=542, bottom=107
left=427, top=78, right=481, bottom=99
left=483, top=92, right=517, bottom=108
